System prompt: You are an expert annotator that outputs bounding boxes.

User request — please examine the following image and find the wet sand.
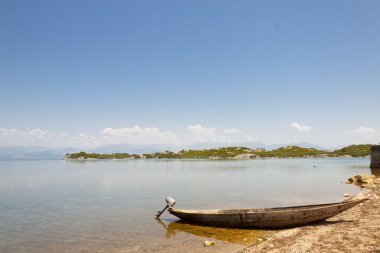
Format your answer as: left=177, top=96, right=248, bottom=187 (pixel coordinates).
left=241, top=175, right=380, bottom=253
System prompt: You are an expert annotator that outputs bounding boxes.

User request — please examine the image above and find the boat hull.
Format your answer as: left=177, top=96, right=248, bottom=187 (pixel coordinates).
left=168, top=199, right=367, bottom=229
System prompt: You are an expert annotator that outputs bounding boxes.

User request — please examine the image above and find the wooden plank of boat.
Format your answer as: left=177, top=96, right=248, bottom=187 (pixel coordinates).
left=167, top=198, right=368, bottom=229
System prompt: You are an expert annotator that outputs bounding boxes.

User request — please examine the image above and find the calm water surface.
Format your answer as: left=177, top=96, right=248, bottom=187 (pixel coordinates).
left=0, top=158, right=370, bottom=252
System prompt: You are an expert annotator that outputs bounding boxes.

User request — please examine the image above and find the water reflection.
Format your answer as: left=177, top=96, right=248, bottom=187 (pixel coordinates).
left=157, top=219, right=270, bottom=246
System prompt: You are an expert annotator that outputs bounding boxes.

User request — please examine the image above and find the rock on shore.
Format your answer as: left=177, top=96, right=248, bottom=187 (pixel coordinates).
left=347, top=175, right=378, bottom=189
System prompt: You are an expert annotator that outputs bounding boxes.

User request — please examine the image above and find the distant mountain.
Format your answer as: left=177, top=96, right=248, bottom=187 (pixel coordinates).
left=0, top=146, right=80, bottom=160
left=89, top=144, right=182, bottom=154
left=188, top=141, right=328, bottom=151
left=267, top=142, right=328, bottom=151
left=188, top=141, right=267, bottom=150
left=0, top=145, right=53, bottom=154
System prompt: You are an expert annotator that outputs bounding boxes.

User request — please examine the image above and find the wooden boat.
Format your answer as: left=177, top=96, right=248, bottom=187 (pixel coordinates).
left=166, top=198, right=368, bottom=229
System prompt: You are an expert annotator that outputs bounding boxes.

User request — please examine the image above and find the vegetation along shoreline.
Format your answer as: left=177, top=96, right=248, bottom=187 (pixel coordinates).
left=65, top=144, right=371, bottom=160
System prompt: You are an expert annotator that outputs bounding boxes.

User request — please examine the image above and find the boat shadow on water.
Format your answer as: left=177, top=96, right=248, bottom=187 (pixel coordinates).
left=156, top=219, right=271, bottom=246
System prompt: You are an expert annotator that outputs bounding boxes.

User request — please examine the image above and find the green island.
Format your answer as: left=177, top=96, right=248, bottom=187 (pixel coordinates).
left=64, top=144, right=372, bottom=160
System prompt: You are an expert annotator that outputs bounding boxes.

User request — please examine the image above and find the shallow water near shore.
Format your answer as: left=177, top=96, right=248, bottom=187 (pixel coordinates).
left=0, top=158, right=370, bottom=252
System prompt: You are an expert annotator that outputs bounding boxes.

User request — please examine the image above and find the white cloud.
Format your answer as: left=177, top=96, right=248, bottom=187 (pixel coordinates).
left=0, top=124, right=238, bottom=148
left=187, top=124, right=225, bottom=143
left=0, top=126, right=212, bottom=148
left=100, top=126, right=179, bottom=145
left=223, top=128, right=240, bottom=134
left=0, top=128, right=90, bottom=148
left=346, top=127, right=378, bottom=135
left=290, top=122, right=312, bottom=133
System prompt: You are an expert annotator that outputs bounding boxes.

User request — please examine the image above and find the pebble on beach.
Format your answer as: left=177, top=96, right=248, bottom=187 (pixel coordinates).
left=204, top=241, right=216, bottom=246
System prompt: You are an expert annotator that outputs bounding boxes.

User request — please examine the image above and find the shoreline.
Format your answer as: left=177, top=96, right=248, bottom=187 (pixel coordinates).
left=241, top=174, right=380, bottom=253
left=64, top=156, right=369, bottom=161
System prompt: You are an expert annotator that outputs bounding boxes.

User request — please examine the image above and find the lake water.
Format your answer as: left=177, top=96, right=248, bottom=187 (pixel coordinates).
left=0, top=158, right=370, bottom=253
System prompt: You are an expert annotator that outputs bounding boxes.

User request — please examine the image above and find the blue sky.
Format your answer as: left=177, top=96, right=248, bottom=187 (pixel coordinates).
left=1, top=0, right=380, bottom=148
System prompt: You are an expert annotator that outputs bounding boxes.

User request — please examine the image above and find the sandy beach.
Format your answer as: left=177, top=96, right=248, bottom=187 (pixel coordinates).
left=241, top=175, right=380, bottom=253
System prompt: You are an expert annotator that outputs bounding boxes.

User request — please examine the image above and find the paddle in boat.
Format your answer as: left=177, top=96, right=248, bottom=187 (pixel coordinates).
left=155, top=197, right=368, bottom=229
